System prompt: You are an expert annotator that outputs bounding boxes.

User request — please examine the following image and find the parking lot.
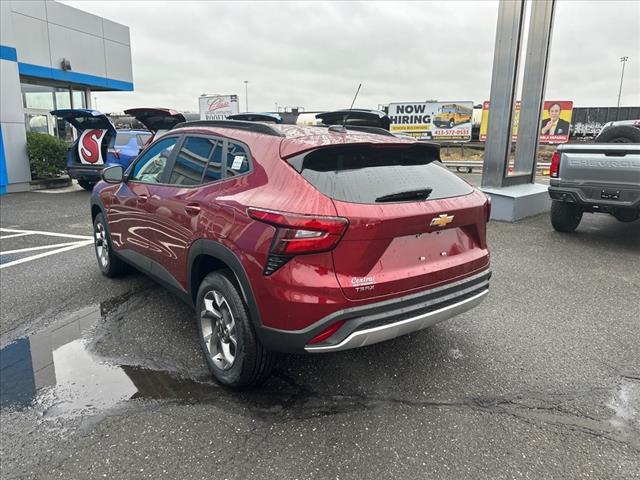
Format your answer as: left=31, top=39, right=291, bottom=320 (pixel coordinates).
left=1, top=179, right=639, bottom=479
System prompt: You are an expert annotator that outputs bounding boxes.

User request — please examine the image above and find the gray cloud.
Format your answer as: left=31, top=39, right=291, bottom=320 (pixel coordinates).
left=62, top=0, right=639, bottom=113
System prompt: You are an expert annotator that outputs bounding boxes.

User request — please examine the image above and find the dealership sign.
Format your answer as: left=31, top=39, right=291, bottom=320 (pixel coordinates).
left=199, top=94, right=239, bottom=120
left=480, top=100, right=573, bottom=144
left=388, top=101, right=473, bottom=142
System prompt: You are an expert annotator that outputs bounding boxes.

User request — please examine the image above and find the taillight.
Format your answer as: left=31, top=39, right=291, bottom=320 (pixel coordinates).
left=484, top=195, right=492, bottom=222
left=108, top=148, right=120, bottom=159
left=550, top=150, right=560, bottom=178
left=248, top=208, right=349, bottom=275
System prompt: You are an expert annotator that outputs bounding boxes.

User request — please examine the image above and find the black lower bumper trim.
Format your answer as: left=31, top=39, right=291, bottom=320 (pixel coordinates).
left=256, top=268, right=491, bottom=354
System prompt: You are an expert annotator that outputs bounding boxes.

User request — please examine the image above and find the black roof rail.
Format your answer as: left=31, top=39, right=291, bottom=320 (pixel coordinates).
left=171, top=120, right=285, bottom=137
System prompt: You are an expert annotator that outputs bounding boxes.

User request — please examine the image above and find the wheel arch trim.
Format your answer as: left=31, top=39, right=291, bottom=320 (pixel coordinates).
left=187, top=239, right=263, bottom=330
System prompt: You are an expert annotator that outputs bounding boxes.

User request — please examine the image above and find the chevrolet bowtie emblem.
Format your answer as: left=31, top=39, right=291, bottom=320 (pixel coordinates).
left=430, top=214, right=454, bottom=227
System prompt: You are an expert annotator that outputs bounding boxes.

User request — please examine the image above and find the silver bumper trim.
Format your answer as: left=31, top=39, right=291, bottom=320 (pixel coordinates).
left=304, top=288, right=488, bottom=353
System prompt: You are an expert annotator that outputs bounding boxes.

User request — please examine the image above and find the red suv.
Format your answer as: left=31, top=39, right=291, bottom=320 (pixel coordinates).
left=91, top=120, right=491, bottom=387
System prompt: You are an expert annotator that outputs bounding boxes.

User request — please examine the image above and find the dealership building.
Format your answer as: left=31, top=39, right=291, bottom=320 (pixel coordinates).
left=0, top=0, right=133, bottom=194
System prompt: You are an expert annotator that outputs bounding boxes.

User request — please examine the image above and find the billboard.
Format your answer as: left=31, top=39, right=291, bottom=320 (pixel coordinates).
left=199, top=94, right=239, bottom=120
left=480, top=100, right=573, bottom=144
left=388, top=101, right=473, bottom=142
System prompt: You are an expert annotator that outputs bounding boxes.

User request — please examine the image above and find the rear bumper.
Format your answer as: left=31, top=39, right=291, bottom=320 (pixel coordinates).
left=548, top=184, right=640, bottom=211
left=67, top=165, right=103, bottom=182
left=257, top=268, right=491, bottom=354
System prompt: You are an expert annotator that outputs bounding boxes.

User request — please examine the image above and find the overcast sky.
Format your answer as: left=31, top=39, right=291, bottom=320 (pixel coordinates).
left=62, top=0, right=640, bottom=114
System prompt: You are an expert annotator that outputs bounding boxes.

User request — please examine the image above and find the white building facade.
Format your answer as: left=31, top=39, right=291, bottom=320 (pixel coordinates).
left=0, top=0, right=133, bottom=193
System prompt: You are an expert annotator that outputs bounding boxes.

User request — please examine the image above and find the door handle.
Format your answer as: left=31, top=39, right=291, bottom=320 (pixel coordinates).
left=138, top=193, right=149, bottom=203
left=184, top=203, right=201, bottom=216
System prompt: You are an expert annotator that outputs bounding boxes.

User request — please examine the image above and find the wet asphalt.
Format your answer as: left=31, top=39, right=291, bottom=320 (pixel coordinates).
left=0, top=179, right=639, bottom=480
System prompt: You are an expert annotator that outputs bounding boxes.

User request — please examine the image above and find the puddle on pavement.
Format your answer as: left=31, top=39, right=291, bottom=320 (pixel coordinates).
left=0, top=299, right=221, bottom=419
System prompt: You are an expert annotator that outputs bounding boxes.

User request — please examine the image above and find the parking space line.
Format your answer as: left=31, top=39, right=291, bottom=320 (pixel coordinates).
left=0, top=240, right=93, bottom=269
left=0, top=232, right=36, bottom=240
left=1, top=241, right=89, bottom=255
left=0, top=228, right=93, bottom=241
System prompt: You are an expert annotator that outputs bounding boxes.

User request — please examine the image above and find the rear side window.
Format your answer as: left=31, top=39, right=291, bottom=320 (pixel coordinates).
left=287, top=145, right=473, bottom=204
left=225, top=142, right=250, bottom=176
left=169, top=137, right=216, bottom=186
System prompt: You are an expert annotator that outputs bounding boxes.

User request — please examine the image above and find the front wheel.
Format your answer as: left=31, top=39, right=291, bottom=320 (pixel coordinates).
left=94, top=213, right=127, bottom=277
left=550, top=201, right=583, bottom=232
left=196, top=272, right=274, bottom=388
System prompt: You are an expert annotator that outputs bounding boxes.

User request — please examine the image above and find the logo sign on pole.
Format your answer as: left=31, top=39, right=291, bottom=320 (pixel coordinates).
left=388, top=102, right=473, bottom=142
left=78, top=129, right=107, bottom=165
left=480, top=100, right=573, bottom=144
left=199, top=95, right=239, bottom=120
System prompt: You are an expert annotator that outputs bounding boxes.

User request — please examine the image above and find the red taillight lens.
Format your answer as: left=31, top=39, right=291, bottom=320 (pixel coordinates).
left=308, top=320, right=346, bottom=344
left=550, top=150, right=560, bottom=178
left=248, top=208, right=349, bottom=275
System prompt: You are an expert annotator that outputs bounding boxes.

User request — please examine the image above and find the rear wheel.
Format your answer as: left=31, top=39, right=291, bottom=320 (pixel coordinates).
left=94, top=213, right=126, bottom=276
left=196, top=272, right=274, bottom=388
left=595, top=125, right=640, bottom=144
left=78, top=180, right=95, bottom=191
left=550, top=201, right=583, bottom=232
left=448, top=119, right=455, bottom=128
left=612, top=209, right=640, bottom=223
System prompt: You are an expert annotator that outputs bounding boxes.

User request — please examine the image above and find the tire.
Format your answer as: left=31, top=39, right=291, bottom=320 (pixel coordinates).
left=78, top=180, right=95, bottom=191
left=550, top=200, right=583, bottom=232
left=448, top=119, right=455, bottom=128
left=595, top=125, right=640, bottom=144
left=612, top=209, right=640, bottom=223
left=93, top=213, right=127, bottom=277
left=196, top=271, right=274, bottom=388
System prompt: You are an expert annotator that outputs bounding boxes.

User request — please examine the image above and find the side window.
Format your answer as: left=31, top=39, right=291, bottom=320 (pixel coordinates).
left=225, top=141, right=250, bottom=177
left=130, top=137, right=178, bottom=183
left=169, top=136, right=216, bottom=186
left=202, top=139, right=223, bottom=183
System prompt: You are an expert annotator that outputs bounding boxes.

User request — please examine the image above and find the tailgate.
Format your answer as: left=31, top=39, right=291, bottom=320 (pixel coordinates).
left=283, top=142, right=490, bottom=301
left=331, top=192, right=489, bottom=300
left=558, top=144, right=640, bottom=187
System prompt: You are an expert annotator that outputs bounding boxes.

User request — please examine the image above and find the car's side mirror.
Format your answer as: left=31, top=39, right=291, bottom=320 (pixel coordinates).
left=101, top=165, right=124, bottom=184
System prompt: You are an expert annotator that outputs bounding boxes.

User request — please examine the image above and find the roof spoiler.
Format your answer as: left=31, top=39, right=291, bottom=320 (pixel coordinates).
left=172, top=120, right=285, bottom=137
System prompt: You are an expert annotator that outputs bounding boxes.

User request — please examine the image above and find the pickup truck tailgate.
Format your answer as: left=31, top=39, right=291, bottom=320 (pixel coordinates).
left=558, top=144, right=640, bottom=186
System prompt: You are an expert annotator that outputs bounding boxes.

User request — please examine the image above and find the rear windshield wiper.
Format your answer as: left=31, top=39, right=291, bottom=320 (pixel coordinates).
left=375, top=188, right=433, bottom=203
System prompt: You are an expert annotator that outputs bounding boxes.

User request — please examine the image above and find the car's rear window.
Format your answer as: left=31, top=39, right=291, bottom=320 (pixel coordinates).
left=286, top=145, right=473, bottom=204
left=115, top=132, right=135, bottom=147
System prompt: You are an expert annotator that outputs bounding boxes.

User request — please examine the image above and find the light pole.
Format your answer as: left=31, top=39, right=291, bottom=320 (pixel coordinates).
left=616, top=56, right=628, bottom=113
left=244, top=80, right=249, bottom=112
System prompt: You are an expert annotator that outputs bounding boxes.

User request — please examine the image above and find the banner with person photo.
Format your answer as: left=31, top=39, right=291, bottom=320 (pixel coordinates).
left=480, top=100, right=573, bottom=144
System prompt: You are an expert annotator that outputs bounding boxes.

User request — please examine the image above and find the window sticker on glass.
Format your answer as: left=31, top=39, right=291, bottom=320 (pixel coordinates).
left=231, top=155, right=245, bottom=170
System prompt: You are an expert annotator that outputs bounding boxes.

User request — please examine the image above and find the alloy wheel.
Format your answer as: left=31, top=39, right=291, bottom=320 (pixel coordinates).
left=200, top=290, right=238, bottom=370
left=95, top=221, right=109, bottom=268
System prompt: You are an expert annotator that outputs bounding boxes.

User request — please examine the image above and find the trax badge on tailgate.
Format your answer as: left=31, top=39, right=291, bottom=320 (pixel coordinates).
left=430, top=214, right=454, bottom=227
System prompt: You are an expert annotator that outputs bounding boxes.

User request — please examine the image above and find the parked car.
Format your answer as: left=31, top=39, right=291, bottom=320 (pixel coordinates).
left=91, top=120, right=492, bottom=387
left=316, top=109, right=391, bottom=130
left=548, top=142, right=640, bottom=231
left=227, top=112, right=282, bottom=123
left=51, top=108, right=185, bottom=190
